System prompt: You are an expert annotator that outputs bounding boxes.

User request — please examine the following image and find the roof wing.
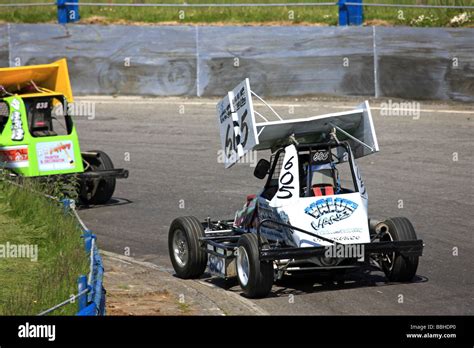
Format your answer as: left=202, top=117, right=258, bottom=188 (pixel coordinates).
left=256, top=101, right=379, bottom=159
left=0, top=59, right=73, bottom=102
left=216, top=79, right=379, bottom=168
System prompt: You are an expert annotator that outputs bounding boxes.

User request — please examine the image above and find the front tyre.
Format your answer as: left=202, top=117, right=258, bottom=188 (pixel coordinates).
left=168, top=216, right=208, bottom=279
left=380, top=217, right=419, bottom=282
left=236, top=233, right=273, bottom=298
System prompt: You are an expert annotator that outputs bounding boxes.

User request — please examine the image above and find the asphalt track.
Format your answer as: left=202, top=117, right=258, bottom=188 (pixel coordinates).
left=75, top=96, right=473, bottom=315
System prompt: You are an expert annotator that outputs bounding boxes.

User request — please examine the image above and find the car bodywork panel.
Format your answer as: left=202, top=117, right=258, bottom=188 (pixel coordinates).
left=0, top=59, right=84, bottom=177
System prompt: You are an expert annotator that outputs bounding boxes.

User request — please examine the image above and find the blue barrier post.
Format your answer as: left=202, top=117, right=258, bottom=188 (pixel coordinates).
left=57, top=0, right=67, bottom=24
left=57, top=0, right=80, bottom=24
left=93, top=254, right=106, bottom=316
left=338, top=0, right=363, bottom=26
left=61, top=198, right=72, bottom=213
left=81, top=230, right=94, bottom=252
left=77, top=275, right=88, bottom=312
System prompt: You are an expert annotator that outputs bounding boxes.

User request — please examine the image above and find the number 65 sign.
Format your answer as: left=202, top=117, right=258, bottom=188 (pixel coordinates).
left=216, top=78, right=259, bottom=168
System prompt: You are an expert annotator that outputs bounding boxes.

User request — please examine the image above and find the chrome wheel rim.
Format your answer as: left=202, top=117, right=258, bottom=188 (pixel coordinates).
left=173, top=229, right=189, bottom=267
left=237, top=246, right=250, bottom=287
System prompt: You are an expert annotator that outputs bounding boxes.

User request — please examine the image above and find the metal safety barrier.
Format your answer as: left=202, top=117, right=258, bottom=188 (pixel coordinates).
left=0, top=1, right=471, bottom=26
left=0, top=2, right=55, bottom=7
left=345, top=1, right=474, bottom=8
left=34, top=198, right=106, bottom=316
left=67, top=199, right=106, bottom=316
left=67, top=1, right=337, bottom=7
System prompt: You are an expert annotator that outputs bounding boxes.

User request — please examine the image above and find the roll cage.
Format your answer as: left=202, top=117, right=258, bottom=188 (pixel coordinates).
left=22, top=94, right=73, bottom=138
left=263, top=141, right=361, bottom=200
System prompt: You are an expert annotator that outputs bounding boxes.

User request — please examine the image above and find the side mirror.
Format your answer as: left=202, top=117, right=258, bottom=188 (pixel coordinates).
left=254, top=159, right=270, bottom=179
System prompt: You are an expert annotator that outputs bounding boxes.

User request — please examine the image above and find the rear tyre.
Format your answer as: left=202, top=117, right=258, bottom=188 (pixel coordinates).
left=80, top=150, right=116, bottom=205
left=380, top=217, right=419, bottom=282
left=168, top=216, right=208, bottom=279
left=236, top=233, right=274, bottom=298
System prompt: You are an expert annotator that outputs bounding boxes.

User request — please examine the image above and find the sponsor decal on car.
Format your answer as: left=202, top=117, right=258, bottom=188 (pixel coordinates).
left=312, top=149, right=330, bottom=163
left=304, top=197, right=358, bottom=231
left=36, top=141, right=75, bottom=171
left=10, top=98, right=24, bottom=141
left=0, top=145, right=29, bottom=168
left=208, top=255, right=225, bottom=276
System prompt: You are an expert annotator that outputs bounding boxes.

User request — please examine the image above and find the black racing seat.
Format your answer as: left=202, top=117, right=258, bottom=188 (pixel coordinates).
left=26, top=98, right=58, bottom=137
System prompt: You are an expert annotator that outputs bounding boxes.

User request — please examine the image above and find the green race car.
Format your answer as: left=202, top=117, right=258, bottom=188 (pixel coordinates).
left=0, top=59, right=128, bottom=204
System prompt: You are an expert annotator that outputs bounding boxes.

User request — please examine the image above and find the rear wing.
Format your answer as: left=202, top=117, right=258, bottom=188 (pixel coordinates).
left=216, top=79, right=379, bottom=168
left=0, top=59, right=73, bottom=102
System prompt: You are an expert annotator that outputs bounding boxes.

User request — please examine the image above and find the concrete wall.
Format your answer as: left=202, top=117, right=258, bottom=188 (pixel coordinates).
left=8, top=24, right=197, bottom=96
left=375, top=27, right=474, bottom=102
left=197, top=26, right=375, bottom=97
left=0, top=26, right=9, bottom=68
left=1, top=24, right=473, bottom=102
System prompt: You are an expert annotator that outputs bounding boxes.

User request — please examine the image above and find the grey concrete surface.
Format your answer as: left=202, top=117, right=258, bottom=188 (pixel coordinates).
left=75, top=96, right=473, bottom=315
left=1, top=24, right=473, bottom=101
left=103, top=250, right=267, bottom=315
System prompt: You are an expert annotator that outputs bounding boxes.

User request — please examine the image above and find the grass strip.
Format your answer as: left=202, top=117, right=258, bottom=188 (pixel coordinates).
left=0, top=0, right=471, bottom=27
left=0, top=180, right=89, bottom=315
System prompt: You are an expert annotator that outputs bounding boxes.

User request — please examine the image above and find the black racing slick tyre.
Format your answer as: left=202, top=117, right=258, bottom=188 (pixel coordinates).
left=381, top=217, right=419, bottom=282
left=168, top=216, right=208, bottom=279
left=236, top=233, right=274, bottom=298
left=81, top=150, right=116, bottom=205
